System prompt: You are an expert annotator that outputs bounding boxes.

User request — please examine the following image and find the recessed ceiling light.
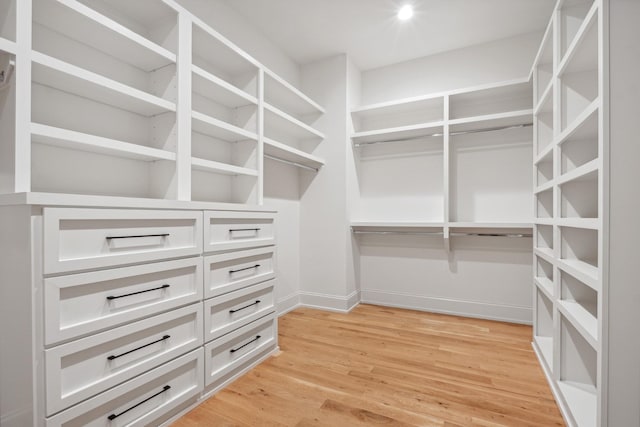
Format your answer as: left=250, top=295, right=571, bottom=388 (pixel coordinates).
left=398, top=4, right=414, bottom=20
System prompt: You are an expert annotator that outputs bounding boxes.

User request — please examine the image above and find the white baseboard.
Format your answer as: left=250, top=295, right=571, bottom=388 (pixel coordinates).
left=299, top=290, right=361, bottom=313
left=360, top=289, right=532, bottom=324
left=276, top=292, right=300, bottom=316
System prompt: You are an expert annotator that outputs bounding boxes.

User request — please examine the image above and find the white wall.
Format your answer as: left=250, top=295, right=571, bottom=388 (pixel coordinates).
left=360, top=32, right=542, bottom=104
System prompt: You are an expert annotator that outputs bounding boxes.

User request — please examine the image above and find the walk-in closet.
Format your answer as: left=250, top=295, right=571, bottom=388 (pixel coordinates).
left=0, top=1, right=638, bottom=426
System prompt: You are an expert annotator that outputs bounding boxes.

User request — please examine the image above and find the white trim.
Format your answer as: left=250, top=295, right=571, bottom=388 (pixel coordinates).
left=299, top=290, right=361, bottom=313
left=276, top=293, right=300, bottom=316
left=361, top=289, right=532, bottom=324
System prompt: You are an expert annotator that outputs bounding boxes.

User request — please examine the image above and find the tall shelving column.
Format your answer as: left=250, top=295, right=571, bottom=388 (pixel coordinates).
left=531, top=1, right=603, bottom=426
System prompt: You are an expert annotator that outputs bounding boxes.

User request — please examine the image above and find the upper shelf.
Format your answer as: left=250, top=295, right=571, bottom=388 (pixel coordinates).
left=558, top=1, right=599, bottom=76
left=449, top=109, right=533, bottom=133
left=263, top=137, right=324, bottom=171
left=351, top=94, right=443, bottom=120
left=192, top=111, right=258, bottom=143
left=0, top=37, right=16, bottom=55
left=32, top=51, right=176, bottom=117
left=33, top=0, right=176, bottom=72
left=352, top=121, right=444, bottom=145
left=192, top=65, right=257, bottom=108
left=264, top=103, right=325, bottom=141
left=264, top=70, right=324, bottom=116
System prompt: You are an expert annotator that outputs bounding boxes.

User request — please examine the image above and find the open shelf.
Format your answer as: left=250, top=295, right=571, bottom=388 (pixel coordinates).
left=535, top=252, right=555, bottom=286
left=535, top=289, right=554, bottom=369
left=351, top=221, right=444, bottom=231
left=192, top=111, right=258, bottom=143
left=351, top=94, right=443, bottom=134
left=31, top=123, right=175, bottom=162
left=535, top=109, right=554, bottom=157
left=559, top=313, right=598, bottom=427
left=352, top=121, right=444, bottom=145
left=33, top=0, right=176, bottom=72
left=192, top=20, right=258, bottom=100
left=559, top=0, right=598, bottom=73
left=449, top=109, right=533, bottom=133
left=0, top=0, right=15, bottom=43
left=32, top=51, right=175, bottom=117
left=450, top=80, right=532, bottom=120
left=559, top=166, right=598, bottom=219
left=264, top=69, right=323, bottom=116
left=560, top=268, right=598, bottom=334
left=191, top=169, right=257, bottom=205
left=535, top=187, right=554, bottom=219
left=536, top=157, right=554, bottom=188
left=532, top=19, right=553, bottom=103
left=192, top=65, right=258, bottom=109
left=536, top=223, right=554, bottom=250
left=0, top=37, right=15, bottom=54
left=263, top=137, right=324, bottom=171
left=264, top=103, right=324, bottom=141
left=556, top=218, right=599, bottom=230
left=191, top=157, right=257, bottom=177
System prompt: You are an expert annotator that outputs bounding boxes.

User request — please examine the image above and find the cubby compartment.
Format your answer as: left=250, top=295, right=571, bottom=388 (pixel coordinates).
left=534, top=289, right=554, bottom=368
left=263, top=103, right=324, bottom=158
left=450, top=127, right=532, bottom=222
left=191, top=170, right=258, bottom=205
left=535, top=109, right=554, bottom=156
left=560, top=0, right=596, bottom=61
left=0, top=0, right=15, bottom=42
left=450, top=81, right=532, bottom=120
left=535, top=25, right=553, bottom=104
left=356, top=137, right=444, bottom=222
left=33, top=0, right=178, bottom=104
left=560, top=70, right=598, bottom=132
left=536, top=157, right=554, bottom=188
left=560, top=226, right=598, bottom=276
left=560, top=171, right=598, bottom=219
left=0, top=48, right=15, bottom=194
left=560, top=106, right=598, bottom=175
left=351, top=96, right=443, bottom=133
left=535, top=188, right=553, bottom=219
left=264, top=70, right=323, bottom=118
left=536, top=224, right=554, bottom=251
left=192, top=22, right=258, bottom=100
left=558, top=315, right=597, bottom=427
left=560, top=270, right=598, bottom=344
left=31, top=143, right=175, bottom=199
left=535, top=255, right=554, bottom=296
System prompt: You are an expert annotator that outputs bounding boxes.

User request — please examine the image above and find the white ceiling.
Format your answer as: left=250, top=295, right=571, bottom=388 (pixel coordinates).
left=222, top=0, right=555, bottom=71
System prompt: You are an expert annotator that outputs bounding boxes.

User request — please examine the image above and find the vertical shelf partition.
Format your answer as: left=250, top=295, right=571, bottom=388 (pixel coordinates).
left=531, top=0, right=603, bottom=426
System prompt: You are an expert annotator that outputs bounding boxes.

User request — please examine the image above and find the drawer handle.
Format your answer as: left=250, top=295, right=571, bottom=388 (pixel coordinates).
left=107, top=335, right=170, bottom=361
left=229, top=228, right=260, bottom=233
left=107, top=284, right=170, bottom=300
left=229, top=300, right=261, bottom=314
left=230, top=335, right=261, bottom=353
left=229, top=264, right=261, bottom=274
left=107, top=385, right=171, bottom=421
left=106, top=233, right=170, bottom=240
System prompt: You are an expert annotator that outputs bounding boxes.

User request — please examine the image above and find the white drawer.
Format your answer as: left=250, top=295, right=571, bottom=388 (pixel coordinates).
left=204, top=280, right=276, bottom=342
left=204, top=211, right=275, bottom=252
left=44, top=258, right=203, bottom=345
left=46, top=349, right=204, bottom=427
left=43, top=208, right=203, bottom=274
left=204, top=246, right=275, bottom=298
left=45, top=304, right=203, bottom=415
left=204, top=313, right=277, bottom=388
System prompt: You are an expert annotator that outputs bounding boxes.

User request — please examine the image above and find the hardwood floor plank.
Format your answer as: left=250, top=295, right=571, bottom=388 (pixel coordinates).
left=172, top=304, right=564, bottom=426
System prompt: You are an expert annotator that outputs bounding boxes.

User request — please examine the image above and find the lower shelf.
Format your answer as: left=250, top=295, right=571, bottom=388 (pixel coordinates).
left=558, top=381, right=597, bottom=427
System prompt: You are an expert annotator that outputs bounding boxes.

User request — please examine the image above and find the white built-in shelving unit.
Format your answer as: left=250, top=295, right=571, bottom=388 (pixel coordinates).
left=350, top=79, right=534, bottom=244
left=1, top=0, right=325, bottom=205
left=531, top=1, right=603, bottom=426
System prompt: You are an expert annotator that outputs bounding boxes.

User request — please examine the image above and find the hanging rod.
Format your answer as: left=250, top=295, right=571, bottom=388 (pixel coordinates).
left=351, top=229, right=532, bottom=238
left=354, top=123, right=533, bottom=147
left=265, top=154, right=319, bottom=172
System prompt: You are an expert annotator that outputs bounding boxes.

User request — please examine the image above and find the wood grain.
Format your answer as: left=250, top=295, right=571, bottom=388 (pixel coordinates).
left=172, top=304, right=564, bottom=426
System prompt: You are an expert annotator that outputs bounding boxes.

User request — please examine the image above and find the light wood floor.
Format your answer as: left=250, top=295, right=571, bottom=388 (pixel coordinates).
left=173, top=305, right=564, bottom=426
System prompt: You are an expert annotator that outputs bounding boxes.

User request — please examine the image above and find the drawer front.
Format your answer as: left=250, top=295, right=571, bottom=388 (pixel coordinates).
left=45, top=258, right=203, bottom=345
left=204, top=211, right=275, bottom=252
left=43, top=208, right=203, bottom=274
left=46, top=349, right=204, bottom=427
left=45, top=304, right=203, bottom=415
left=204, top=246, right=275, bottom=298
left=204, top=280, right=276, bottom=342
left=204, top=313, right=277, bottom=387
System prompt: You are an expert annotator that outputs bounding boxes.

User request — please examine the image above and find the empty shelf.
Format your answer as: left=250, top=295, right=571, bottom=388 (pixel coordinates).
left=263, top=137, right=324, bottom=171
left=352, top=121, right=444, bottom=144
left=32, top=51, right=176, bottom=117
left=558, top=300, right=598, bottom=348
left=191, top=157, right=258, bottom=177
left=557, top=381, right=597, bottom=427
left=192, top=111, right=258, bottom=143
left=31, top=123, right=176, bottom=162
left=557, top=259, right=599, bottom=292
left=264, top=103, right=324, bottom=140
left=264, top=69, right=324, bottom=115
left=449, top=109, right=533, bottom=133
left=535, top=276, right=555, bottom=299
left=192, top=65, right=257, bottom=108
